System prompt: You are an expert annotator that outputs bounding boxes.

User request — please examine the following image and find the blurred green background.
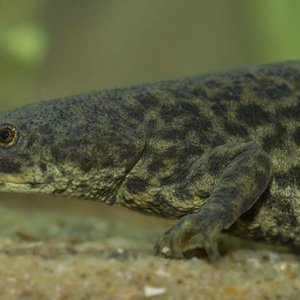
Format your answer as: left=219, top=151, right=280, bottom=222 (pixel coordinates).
left=0, top=0, right=300, bottom=230
left=1, top=0, right=300, bottom=111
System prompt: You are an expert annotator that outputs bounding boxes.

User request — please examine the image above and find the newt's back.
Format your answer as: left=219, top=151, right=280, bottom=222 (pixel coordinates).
left=137, top=60, right=300, bottom=152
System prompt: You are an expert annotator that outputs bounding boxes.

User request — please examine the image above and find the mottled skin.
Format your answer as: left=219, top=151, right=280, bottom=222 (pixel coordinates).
left=1, top=61, right=300, bottom=260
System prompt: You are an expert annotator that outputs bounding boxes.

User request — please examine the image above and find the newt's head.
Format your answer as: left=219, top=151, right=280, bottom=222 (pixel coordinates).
left=0, top=92, right=145, bottom=203
left=0, top=109, right=53, bottom=195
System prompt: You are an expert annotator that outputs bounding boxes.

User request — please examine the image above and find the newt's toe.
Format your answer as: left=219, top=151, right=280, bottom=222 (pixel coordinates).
left=154, top=214, right=222, bottom=261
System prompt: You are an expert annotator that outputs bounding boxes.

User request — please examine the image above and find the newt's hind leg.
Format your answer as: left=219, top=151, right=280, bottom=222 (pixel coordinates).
left=154, top=143, right=272, bottom=260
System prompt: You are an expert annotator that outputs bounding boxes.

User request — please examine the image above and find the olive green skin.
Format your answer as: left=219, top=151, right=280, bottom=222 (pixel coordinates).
left=1, top=61, right=300, bottom=259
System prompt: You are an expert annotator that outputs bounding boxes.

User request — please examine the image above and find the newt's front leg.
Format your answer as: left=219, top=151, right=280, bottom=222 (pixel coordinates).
left=154, top=143, right=272, bottom=260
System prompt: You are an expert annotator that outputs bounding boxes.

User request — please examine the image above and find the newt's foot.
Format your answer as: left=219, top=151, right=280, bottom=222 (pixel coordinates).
left=154, top=213, right=221, bottom=261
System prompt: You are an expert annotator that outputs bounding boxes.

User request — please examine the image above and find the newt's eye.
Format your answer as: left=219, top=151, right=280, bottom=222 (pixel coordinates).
left=0, top=125, right=19, bottom=149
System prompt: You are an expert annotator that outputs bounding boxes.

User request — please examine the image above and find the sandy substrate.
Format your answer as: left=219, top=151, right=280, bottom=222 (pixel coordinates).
left=0, top=194, right=299, bottom=300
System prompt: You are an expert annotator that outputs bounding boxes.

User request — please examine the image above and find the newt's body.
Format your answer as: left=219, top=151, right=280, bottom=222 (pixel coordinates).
left=1, top=61, right=300, bottom=259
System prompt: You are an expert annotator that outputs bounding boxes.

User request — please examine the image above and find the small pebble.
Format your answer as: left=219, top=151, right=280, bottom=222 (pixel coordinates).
left=161, top=247, right=170, bottom=255
left=144, top=285, right=166, bottom=297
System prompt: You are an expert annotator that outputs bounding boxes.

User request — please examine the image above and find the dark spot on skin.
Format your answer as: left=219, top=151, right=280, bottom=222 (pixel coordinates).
left=273, top=199, right=299, bottom=228
left=180, top=102, right=199, bottom=112
left=205, top=79, right=222, bottom=89
left=265, top=82, right=291, bottom=100
left=160, top=166, right=190, bottom=186
left=39, top=162, right=47, bottom=172
left=159, top=128, right=185, bottom=140
left=174, top=186, right=192, bottom=200
left=211, top=103, right=228, bottom=115
left=147, top=158, right=165, bottom=172
left=185, top=145, right=204, bottom=156
left=207, top=154, right=227, bottom=175
left=51, top=146, right=67, bottom=163
left=236, top=104, right=272, bottom=127
left=126, top=177, right=148, bottom=194
left=281, top=67, right=297, bottom=78
left=163, top=146, right=180, bottom=158
left=191, top=87, right=208, bottom=99
left=256, top=151, right=272, bottom=175
left=263, top=122, right=286, bottom=153
left=51, top=137, right=99, bottom=172
left=47, top=175, right=54, bottom=182
left=275, top=165, right=300, bottom=188
left=209, top=93, right=224, bottom=103
left=223, top=120, right=249, bottom=137
left=135, top=92, right=159, bottom=109
left=79, top=157, right=94, bottom=172
left=0, top=160, right=21, bottom=174
left=78, top=183, right=88, bottom=189
left=281, top=103, right=300, bottom=119
left=159, top=104, right=183, bottom=122
left=262, top=132, right=285, bottom=153
left=215, top=81, right=243, bottom=101
left=30, top=182, right=42, bottom=189
left=124, top=105, right=144, bottom=122
left=263, top=65, right=294, bottom=78
left=293, top=126, right=300, bottom=145
left=243, top=72, right=256, bottom=81
left=184, top=113, right=212, bottom=132
left=254, top=78, right=291, bottom=100
left=225, top=79, right=243, bottom=101
left=151, top=193, right=184, bottom=218
left=101, top=156, right=115, bottom=168
left=210, top=135, right=226, bottom=147
left=152, top=193, right=166, bottom=207
left=119, top=143, right=138, bottom=162
left=196, top=188, right=210, bottom=199
left=146, top=119, right=157, bottom=133
left=293, top=73, right=300, bottom=90
left=168, top=86, right=191, bottom=100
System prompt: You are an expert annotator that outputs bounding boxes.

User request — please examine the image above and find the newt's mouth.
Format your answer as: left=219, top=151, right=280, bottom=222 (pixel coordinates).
left=0, top=174, right=46, bottom=192
left=0, top=174, right=27, bottom=184
left=0, top=180, right=52, bottom=194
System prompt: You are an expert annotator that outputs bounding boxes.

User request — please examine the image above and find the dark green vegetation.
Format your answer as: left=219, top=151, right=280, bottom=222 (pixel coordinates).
left=0, top=61, right=300, bottom=260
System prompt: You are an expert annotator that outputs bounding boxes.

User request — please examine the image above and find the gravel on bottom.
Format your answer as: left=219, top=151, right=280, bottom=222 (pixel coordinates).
left=0, top=194, right=299, bottom=300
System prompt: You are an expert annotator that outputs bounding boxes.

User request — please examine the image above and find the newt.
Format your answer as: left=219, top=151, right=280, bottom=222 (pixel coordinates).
left=1, top=61, right=300, bottom=260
